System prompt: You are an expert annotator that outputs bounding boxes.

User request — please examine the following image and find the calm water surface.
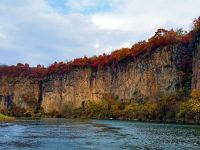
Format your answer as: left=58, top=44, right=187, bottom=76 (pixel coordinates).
left=0, top=118, right=200, bottom=150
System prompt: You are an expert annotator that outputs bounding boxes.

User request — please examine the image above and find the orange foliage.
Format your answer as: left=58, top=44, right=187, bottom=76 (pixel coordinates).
left=180, top=32, right=193, bottom=43
left=191, top=89, right=200, bottom=100
left=0, top=64, right=48, bottom=79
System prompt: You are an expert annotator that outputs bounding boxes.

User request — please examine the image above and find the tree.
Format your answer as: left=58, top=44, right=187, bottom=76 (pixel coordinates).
left=176, top=28, right=187, bottom=36
left=16, top=63, right=24, bottom=67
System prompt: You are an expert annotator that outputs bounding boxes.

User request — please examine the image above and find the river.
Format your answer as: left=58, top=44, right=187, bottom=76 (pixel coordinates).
left=0, top=118, right=200, bottom=150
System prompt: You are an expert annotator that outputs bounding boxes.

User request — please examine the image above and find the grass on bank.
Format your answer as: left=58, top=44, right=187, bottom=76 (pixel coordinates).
left=0, top=113, right=15, bottom=122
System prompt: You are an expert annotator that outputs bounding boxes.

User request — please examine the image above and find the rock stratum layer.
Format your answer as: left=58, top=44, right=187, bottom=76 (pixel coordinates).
left=0, top=20, right=200, bottom=116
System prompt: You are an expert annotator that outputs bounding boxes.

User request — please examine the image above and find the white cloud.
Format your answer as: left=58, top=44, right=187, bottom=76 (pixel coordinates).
left=92, top=0, right=200, bottom=32
left=0, top=0, right=199, bottom=66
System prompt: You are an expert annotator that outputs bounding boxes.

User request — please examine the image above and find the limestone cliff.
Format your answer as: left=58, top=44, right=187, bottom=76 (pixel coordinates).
left=41, top=43, right=192, bottom=113
left=0, top=24, right=200, bottom=116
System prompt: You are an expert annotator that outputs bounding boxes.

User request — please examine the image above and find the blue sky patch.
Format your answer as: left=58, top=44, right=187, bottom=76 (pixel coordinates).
left=47, top=0, right=112, bottom=15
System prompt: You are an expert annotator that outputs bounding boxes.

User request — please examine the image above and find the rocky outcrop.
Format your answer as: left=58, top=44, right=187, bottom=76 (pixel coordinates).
left=40, top=43, right=193, bottom=113
left=0, top=77, right=40, bottom=115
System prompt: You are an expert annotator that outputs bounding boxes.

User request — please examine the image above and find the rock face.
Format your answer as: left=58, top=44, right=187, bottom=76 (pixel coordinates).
left=41, top=43, right=192, bottom=113
left=0, top=32, right=200, bottom=115
left=192, top=31, right=200, bottom=91
left=0, top=77, right=40, bottom=115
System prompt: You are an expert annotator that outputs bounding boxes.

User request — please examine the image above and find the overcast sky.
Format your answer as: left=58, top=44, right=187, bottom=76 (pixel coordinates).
left=0, top=0, right=200, bottom=66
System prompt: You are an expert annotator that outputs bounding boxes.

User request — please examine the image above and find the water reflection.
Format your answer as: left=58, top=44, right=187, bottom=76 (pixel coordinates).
left=0, top=119, right=200, bottom=150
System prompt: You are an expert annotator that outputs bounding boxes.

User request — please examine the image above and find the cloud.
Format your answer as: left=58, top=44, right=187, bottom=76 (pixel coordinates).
left=92, top=0, right=200, bottom=32
left=0, top=0, right=134, bottom=66
left=0, top=0, right=199, bottom=66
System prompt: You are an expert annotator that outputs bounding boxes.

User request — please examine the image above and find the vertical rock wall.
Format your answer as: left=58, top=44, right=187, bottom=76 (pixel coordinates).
left=192, top=30, right=200, bottom=91
left=0, top=77, right=40, bottom=115
left=41, top=44, right=192, bottom=113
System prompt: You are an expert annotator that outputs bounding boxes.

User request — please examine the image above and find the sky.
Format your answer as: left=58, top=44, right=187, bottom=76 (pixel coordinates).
left=0, top=0, right=200, bottom=66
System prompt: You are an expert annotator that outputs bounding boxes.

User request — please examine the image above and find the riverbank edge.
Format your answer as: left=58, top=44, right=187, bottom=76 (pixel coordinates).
left=10, top=115, right=200, bottom=125
left=0, top=113, right=15, bottom=122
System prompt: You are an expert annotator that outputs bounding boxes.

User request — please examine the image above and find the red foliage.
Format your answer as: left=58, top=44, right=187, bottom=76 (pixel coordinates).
left=73, top=57, right=90, bottom=67
left=180, top=32, right=193, bottom=43
left=0, top=64, right=48, bottom=80
left=193, top=17, right=200, bottom=31
left=178, top=17, right=200, bottom=43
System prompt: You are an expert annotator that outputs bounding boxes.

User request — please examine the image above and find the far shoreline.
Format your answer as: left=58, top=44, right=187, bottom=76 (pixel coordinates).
left=7, top=116, right=200, bottom=126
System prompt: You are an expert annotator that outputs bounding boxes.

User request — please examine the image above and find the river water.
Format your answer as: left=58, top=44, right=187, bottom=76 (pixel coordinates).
left=0, top=118, right=200, bottom=150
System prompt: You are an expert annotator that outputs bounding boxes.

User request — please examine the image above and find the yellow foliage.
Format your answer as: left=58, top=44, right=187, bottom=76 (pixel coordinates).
left=124, top=103, right=140, bottom=112
left=190, top=89, right=200, bottom=100
left=188, top=98, right=200, bottom=113
left=144, top=101, right=157, bottom=114
left=177, top=97, right=200, bottom=121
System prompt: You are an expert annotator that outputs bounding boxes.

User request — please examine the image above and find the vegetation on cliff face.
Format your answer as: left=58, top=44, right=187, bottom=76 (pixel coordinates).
left=177, top=89, right=200, bottom=122
left=39, top=90, right=200, bottom=123
left=2, top=89, right=199, bottom=123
